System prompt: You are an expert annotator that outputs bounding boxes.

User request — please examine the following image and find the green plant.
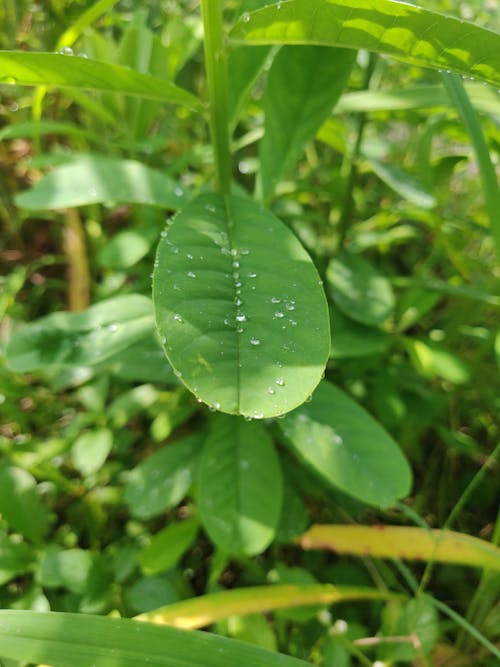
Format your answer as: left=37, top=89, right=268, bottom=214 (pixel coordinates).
left=1, top=1, right=499, bottom=666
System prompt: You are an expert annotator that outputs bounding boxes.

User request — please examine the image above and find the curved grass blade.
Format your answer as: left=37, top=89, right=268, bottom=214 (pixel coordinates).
left=299, top=525, right=500, bottom=571
left=153, top=193, right=330, bottom=418
left=0, top=51, right=200, bottom=107
left=0, top=610, right=310, bottom=667
left=137, top=584, right=399, bottom=628
left=231, top=0, right=500, bottom=89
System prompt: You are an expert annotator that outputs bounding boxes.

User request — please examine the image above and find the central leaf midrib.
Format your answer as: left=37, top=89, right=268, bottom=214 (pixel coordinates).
left=223, top=194, right=242, bottom=414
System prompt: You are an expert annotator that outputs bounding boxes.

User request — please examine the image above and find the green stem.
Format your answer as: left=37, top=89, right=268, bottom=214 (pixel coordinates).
left=201, top=0, right=231, bottom=195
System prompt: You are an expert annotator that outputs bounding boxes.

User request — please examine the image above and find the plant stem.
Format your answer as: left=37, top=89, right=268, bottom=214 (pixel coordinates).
left=201, top=0, right=231, bottom=195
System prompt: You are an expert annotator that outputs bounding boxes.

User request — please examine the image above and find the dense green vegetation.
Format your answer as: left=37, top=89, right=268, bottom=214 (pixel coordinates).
left=0, top=1, right=499, bottom=665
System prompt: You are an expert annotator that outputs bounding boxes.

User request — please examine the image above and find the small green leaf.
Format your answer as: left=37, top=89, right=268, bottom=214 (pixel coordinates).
left=0, top=610, right=311, bottom=667
left=71, top=427, right=113, bottom=477
left=15, top=155, right=187, bottom=210
left=153, top=193, right=330, bottom=419
left=259, top=45, right=355, bottom=202
left=228, top=45, right=270, bottom=129
left=0, top=463, right=50, bottom=542
left=231, top=0, right=500, bottom=89
left=198, top=415, right=283, bottom=556
left=6, top=295, right=154, bottom=372
left=124, top=435, right=201, bottom=520
left=404, top=339, right=470, bottom=384
left=365, top=158, right=436, bottom=209
left=140, top=518, right=199, bottom=575
left=327, top=251, right=395, bottom=326
left=279, top=381, right=412, bottom=507
left=38, top=546, right=93, bottom=594
left=0, top=51, right=200, bottom=107
left=330, top=310, right=390, bottom=359
left=0, top=531, right=35, bottom=585
left=125, top=575, right=180, bottom=615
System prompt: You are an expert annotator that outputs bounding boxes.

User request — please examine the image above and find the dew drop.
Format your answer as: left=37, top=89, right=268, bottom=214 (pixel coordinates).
left=187, top=271, right=196, bottom=278
left=160, top=336, right=167, bottom=344
left=271, top=297, right=281, bottom=304
left=247, top=271, right=257, bottom=278
left=236, top=326, right=244, bottom=334
left=274, top=311, right=284, bottom=318
left=214, top=401, right=221, bottom=410
left=173, top=313, right=183, bottom=323
left=242, top=12, right=250, bottom=22
left=205, top=203, right=216, bottom=212
left=230, top=248, right=239, bottom=257
left=275, top=377, right=285, bottom=386
left=174, top=186, right=184, bottom=197
left=267, top=387, right=276, bottom=395
left=59, top=46, right=74, bottom=56
left=236, top=314, right=247, bottom=323
left=239, top=247, right=250, bottom=255
left=253, top=412, right=264, bottom=419
left=250, top=337, right=261, bottom=346
left=160, top=230, right=168, bottom=238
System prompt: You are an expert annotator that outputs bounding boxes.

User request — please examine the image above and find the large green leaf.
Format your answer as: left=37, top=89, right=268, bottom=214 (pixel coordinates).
left=15, top=155, right=187, bottom=210
left=259, top=45, right=355, bottom=202
left=6, top=294, right=154, bottom=372
left=153, top=193, right=330, bottom=419
left=198, top=415, right=283, bottom=556
left=0, top=610, right=310, bottom=667
left=279, top=381, right=412, bottom=507
left=0, top=51, right=200, bottom=107
left=231, top=0, right=500, bottom=89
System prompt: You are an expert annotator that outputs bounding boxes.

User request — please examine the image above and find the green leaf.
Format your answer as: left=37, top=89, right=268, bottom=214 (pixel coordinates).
left=326, top=251, right=395, bottom=326
left=139, top=517, right=199, bottom=575
left=228, top=45, right=271, bottom=129
left=382, top=595, right=439, bottom=661
left=5, top=294, right=154, bottom=372
left=279, top=381, right=412, bottom=507
left=71, top=427, right=113, bottom=477
left=0, top=51, right=200, bottom=107
left=0, top=531, right=35, bottom=585
left=124, top=435, right=201, bottom=520
left=404, top=339, right=470, bottom=384
left=0, top=610, right=311, bottom=667
left=98, top=227, right=157, bottom=269
left=231, top=0, right=500, bottom=89
left=125, top=575, right=180, bottom=615
left=0, top=120, right=99, bottom=142
left=38, top=546, right=93, bottom=594
left=15, top=155, right=187, bottom=210
left=0, top=462, right=50, bottom=542
left=198, top=415, right=283, bottom=556
left=153, top=193, right=330, bottom=419
left=259, top=45, right=355, bottom=202
left=364, top=158, right=436, bottom=209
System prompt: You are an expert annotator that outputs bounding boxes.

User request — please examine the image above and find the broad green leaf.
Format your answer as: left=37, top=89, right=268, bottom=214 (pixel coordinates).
left=299, top=525, right=500, bottom=571
left=326, top=251, right=395, bottom=326
left=259, top=45, right=355, bottom=202
left=0, top=462, right=50, bottom=542
left=71, top=427, right=113, bottom=477
left=0, top=51, right=200, bottom=107
left=98, top=228, right=157, bottom=269
left=279, top=381, right=412, bottom=507
left=103, top=332, right=175, bottom=384
left=231, top=0, right=500, bottom=89
left=0, top=531, right=35, bottom=585
left=5, top=295, right=154, bottom=372
left=198, top=415, right=283, bottom=556
left=382, top=595, right=439, bottom=662
left=275, top=478, right=309, bottom=543
left=140, top=518, right=199, bottom=575
left=124, top=435, right=201, bottom=520
left=15, top=155, right=187, bottom=210
left=153, top=193, right=330, bottom=418
left=138, top=584, right=394, bottom=628
left=0, top=610, right=311, bottom=667
left=38, top=546, right=93, bottom=594
left=125, top=575, right=180, bottom=614
left=330, top=310, right=390, bottom=358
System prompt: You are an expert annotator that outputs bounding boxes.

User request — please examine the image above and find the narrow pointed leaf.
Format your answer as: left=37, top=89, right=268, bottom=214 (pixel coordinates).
left=259, top=45, right=355, bottom=202
left=198, top=415, right=283, bottom=556
left=0, top=51, right=200, bottom=107
left=138, top=584, right=398, bottom=628
left=279, top=381, right=412, bottom=507
left=299, top=525, right=500, bottom=571
left=231, top=0, right=500, bottom=89
left=15, top=155, right=187, bottom=210
left=153, top=193, right=330, bottom=418
left=0, top=610, right=310, bottom=667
